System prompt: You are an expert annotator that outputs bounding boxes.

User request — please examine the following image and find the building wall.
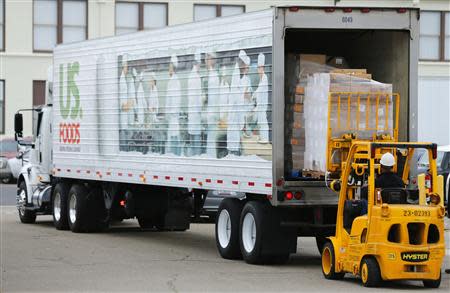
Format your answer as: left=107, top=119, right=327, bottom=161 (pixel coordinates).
left=1, top=0, right=449, bottom=140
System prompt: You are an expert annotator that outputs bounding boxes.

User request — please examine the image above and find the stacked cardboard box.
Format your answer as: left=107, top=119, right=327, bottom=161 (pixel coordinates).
left=286, top=54, right=394, bottom=176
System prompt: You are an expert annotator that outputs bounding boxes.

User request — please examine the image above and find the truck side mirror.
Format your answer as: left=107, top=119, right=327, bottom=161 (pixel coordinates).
left=14, top=113, right=23, bottom=139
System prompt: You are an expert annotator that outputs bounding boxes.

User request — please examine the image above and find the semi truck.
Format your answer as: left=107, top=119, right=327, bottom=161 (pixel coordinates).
left=15, top=6, right=419, bottom=264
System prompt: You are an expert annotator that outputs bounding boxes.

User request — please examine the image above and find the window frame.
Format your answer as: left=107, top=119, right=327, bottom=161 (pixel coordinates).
left=193, top=3, right=245, bottom=21
left=420, top=10, right=449, bottom=62
left=0, top=0, right=5, bottom=52
left=33, top=0, right=88, bottom=53
left=0, top=80, right=4, bottom=134
left=115, top=1, right=168, bottom=34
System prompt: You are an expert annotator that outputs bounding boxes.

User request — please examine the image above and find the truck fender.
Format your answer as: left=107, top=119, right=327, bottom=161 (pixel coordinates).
left=17, top=172, right=33, bottom=205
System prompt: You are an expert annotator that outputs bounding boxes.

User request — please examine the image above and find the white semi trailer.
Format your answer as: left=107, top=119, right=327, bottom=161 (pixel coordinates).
left=15, top=6, right=419, bottom=264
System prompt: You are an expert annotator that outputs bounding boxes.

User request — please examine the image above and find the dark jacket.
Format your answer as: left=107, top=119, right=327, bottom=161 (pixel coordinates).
left=375, top=172, right=405, bottom=189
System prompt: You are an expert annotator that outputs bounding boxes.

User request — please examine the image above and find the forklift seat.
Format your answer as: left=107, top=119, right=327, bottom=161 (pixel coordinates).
left=381, top=188, right=408, bottom=204
left=343, top=200, right=366, bottom=233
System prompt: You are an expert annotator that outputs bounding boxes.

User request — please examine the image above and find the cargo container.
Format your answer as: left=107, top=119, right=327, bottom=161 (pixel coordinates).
left=15, top=6, right=419, bottom=264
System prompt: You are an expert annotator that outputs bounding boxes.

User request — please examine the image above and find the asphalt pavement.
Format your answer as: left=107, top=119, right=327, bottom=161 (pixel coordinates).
left=1, top=183, right=449, bottom=292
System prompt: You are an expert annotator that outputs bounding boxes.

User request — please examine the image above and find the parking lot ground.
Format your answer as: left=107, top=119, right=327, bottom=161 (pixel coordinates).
left=1, top=184, right=449, bottom=292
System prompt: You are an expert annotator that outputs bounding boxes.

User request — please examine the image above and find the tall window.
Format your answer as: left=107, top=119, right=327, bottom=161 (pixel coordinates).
left=0, top=80, right=4, bottom=134
left=0, top=0, right=4, bottom=51
left=33, top=81, right=46, bottom=106
left=420, top=11, right=450, bottom=61
left=116, top=2, right=167, bottom=35
left=33, top=0, right=87, bottom=52
left=194, top=4, right=244, bottom=22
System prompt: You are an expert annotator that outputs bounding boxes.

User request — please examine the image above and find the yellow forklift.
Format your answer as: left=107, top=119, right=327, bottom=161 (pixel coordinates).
left=321, top=93, right=445, bottom=287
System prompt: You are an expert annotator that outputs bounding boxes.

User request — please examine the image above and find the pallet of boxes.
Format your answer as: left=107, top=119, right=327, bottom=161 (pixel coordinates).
left=286, top=54, right=393, bottom=179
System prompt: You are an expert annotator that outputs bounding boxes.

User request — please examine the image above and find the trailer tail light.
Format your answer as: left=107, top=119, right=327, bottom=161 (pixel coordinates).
left=397, top=8, right=407, bottom=13
left=285, top=191, right=294, bottom=200
left=324, top=7, right=335, bottom=13
left=294, top=191, right=303, bottom=200
left=289, top=6, right=300, bottom=12
left=343, top=8, right=352, bottom=13
left=360, top=8, right=370, bottom=13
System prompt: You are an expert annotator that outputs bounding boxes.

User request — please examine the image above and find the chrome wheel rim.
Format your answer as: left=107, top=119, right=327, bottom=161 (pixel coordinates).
left=53, top=192, right=61, bottom=221
left=69, top=193, right=77, bottom=224
left=242, top=212, right=256, bottom=253
left=217, top=209, right=231, bottom=248
left=18, top=189, right=26, bottom=216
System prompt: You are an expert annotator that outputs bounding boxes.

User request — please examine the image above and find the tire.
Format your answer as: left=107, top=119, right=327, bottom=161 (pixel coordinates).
left=239, top=201, right=290, bottom=265
left=360, top=257, right=382, bottom=287
left=215, top=198, right=243, bottom=259
left=2, top=175, right=13, bottom=184
left=138, top=217, right=154, bottom=229
left=53, top=182, right=70, bottom=230
left=423, top=271, right=441, bottom=288
left=67, top=184, right=90, bottom=233
left=316, top=236, right=327, bottom=254
left=321, top=241, right=345, bottom=280
left=17, top=181, right=36, bottom=224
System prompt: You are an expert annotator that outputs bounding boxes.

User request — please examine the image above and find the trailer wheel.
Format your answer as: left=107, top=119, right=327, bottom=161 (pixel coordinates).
left=68, top=184, right=90, bottom=233
left=53, top=182, right=70, bottom=230
left=17, top=181, right=36, bottom=224
left=137, top=217, right=154, bottom=229
left=315, top=236, right=327, bottom=253
left=321, top=242, right=345, bottom=280
left=215, top=198, right=243, bottom=259
left=360, top=257, right=381, bottom=287
left=423, top=271, right=441, bottom=288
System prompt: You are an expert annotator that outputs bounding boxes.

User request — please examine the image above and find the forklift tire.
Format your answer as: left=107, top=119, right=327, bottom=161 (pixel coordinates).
left=215, top=198, right=243, bottom=259
left=17, top=181, right=36, bottom=224
left=52, top=182, right=70, bottom=230
left=67, top=184, right=90, bottom=233
left=360, top=257, right=382, bottom=287
left=423, top=271, right=441, bottom=288
left=321, top=242, right=345, bottom=280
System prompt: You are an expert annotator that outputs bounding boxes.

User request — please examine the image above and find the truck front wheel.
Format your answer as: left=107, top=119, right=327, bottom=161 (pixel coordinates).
left=17, top=181, right=36, bottom=224
left=53, top=182, right=70, bottom=230
left=215, top=198, right=243, bottom=259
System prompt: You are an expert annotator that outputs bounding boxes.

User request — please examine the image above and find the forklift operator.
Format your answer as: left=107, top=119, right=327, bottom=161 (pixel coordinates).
left=359, top=152, right=404, bottom=213
left=376, top=152, right=405, bottom=189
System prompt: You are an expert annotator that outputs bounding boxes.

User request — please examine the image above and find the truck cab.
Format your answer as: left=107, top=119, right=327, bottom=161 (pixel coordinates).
left=15, top=69, right=53, bottom=223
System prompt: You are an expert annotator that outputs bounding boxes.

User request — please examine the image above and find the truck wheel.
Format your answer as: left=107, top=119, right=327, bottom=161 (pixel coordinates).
left=423, top=271, right=441, bottom=288
left=53, top=183, right=70, bottom=230
left=321, top=242, right=344, bottom=280
left=239, top=201, right=291, bottom=264
left=215, top=198, right=243, bottom=259
left=67, top=184, right=89, bottom=233
left=17, top=181, right=36, bottom=224
left=360, top=257, right=381, bottom=287
left=316, top=236, right=327, bottom=253
left=137, top=217, right=154, bottom=229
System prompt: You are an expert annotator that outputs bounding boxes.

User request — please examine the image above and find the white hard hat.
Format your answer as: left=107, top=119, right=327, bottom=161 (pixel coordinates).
left=380, top=152, right=395, bottom=167
left=238, top=50, right=250, bottom=66
left=257, top=53, right=265, bottom=67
